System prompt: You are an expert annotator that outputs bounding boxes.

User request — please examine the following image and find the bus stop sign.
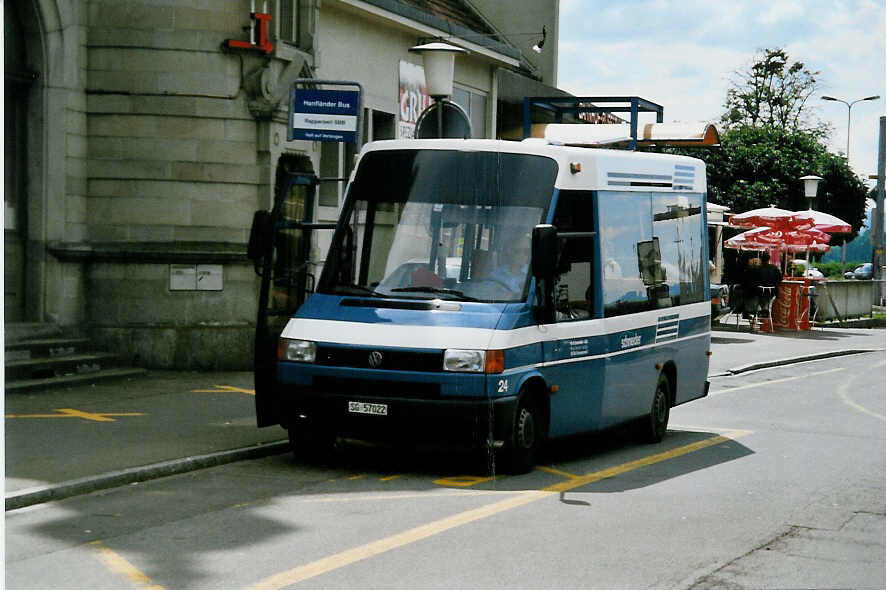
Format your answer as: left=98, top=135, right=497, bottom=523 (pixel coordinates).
left=289, top=87, right=360, bottom=143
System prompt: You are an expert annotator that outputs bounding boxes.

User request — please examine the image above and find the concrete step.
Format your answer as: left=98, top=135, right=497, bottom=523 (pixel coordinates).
left=4, top=322, right=144, bottom=392
left=6, top=351, right=120, bottom=380
left=4, top=322, right=65, bottom=345
left=5, top=338, right=92, bottom=360
left=4, top=367, right=148, bottom=393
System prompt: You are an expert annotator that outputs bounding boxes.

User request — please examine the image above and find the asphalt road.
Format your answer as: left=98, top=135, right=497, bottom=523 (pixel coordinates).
left=6, top=350, right=886, bottom=589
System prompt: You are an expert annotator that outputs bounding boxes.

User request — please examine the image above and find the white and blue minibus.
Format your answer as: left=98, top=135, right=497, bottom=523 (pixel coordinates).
left=251, top=130, right=712, bottom=473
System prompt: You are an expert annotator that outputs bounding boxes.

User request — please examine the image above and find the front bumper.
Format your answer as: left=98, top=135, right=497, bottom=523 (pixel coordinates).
left=284, top=387, right=518, bottom=448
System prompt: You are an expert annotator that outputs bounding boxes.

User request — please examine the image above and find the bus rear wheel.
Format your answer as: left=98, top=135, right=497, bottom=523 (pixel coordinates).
left=638, top=374, right=670, bottom=443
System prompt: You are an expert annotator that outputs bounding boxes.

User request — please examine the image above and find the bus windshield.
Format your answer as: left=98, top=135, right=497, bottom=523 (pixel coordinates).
left=318, top=149, right=558, bottom=303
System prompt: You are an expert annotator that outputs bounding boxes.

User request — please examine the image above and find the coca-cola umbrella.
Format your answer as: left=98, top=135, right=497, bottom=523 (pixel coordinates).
left=725, top=226, right=829, bottom=249
left=726, top=226, right=831, bottom=273
left=729, top=206, right=813, bottom=230
left=792, top=209, right=852, bottom=233
left=781, top=226, right=832, bottom=245
left=782, top=241, right=831, bottom=254
left=724, top=226, right=781, bottom=250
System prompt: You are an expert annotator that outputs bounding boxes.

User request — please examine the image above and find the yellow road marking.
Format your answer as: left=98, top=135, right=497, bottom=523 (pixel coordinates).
left=712, top=368, right=843, bottom=394
left=380, top=475, right=401, bottom=482
left=301, top=490, right=510, bottom=503
left=348, top=474, right=366, bottom=480
left=245, top=430, right=747, bottom=590
left=536, top=465, right=580, bottom=479
left=90, top=541, right=166, bottom=589
left=191, top=385, right=255, bottom=395
left=433, top=474, right=496, bottom=487
left=838, top=381, right=886, bottom=423
left=5, top=408, right=145, bottom=422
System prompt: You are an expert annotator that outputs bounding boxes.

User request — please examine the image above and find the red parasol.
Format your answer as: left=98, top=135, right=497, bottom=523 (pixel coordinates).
left=724, top=226, right=780, bottom=250
left=782, top=241, right=831, bottom=254
left=792, top=209, right=852, bottom=233
left=780, top=227, right=831, bottom=245
left=726, top=226, right=832, bottom=270
left=729, top=206, right=813, bottom=230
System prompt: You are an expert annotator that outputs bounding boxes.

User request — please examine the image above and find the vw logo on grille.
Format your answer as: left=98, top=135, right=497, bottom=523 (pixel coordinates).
left=368, top=351, right=384, bottom=368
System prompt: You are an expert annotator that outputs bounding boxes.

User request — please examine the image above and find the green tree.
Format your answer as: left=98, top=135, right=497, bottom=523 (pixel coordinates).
left=663, top=125, right=868, bottom=239
left=721, top=48, right=829, bottom=137
left=649, top=47, right=868, bottom=242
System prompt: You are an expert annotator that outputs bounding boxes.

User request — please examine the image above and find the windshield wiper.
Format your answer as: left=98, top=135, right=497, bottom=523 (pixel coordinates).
left=390, top=286, right=479, bottom=301
left=332, top=284, right=384, bottom=297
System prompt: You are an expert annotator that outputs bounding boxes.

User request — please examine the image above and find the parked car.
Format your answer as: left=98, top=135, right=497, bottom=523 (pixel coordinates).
left=845, top=262, right=873, bottom=280
left=791, top=259, right=824, bottom=279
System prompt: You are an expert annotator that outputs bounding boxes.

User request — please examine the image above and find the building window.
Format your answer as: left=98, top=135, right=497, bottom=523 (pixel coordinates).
left=278, top=0, right=313, bottom=51
left=452, top=86, right=487, bottom=138
left=280, top=0, right=298, bottom=44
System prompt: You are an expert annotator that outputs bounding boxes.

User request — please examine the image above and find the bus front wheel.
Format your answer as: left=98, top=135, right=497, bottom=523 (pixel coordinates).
left=504, top=391, right=546, bottom=474
left=288, top=424, right=336, bottom=464
left=638, top=373, right=671, bottom=443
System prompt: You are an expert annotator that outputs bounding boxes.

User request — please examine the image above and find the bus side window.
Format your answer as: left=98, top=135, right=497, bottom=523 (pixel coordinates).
left=598, top=191, right=653, bottom=317
left=552, top=190, right=594, bottom=321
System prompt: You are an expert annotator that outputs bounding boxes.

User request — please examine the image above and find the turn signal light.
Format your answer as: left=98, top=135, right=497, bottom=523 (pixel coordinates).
left=485, top=350, right=504, bottom=374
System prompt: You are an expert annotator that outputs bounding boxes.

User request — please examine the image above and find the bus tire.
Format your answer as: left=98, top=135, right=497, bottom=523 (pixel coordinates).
left=639, top=373, right=671, bottom=443
left=505, top=391, right=545, bottom=474
left=288, top=424, right=336, bottom=464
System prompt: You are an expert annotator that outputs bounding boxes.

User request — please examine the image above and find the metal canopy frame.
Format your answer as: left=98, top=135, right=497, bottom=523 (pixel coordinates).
left=522, top=96, right=664, bottom=150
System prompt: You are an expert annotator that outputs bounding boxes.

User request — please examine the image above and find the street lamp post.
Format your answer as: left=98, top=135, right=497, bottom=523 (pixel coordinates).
left=409, top=41, right=467, bottom=138
left=820, top=95, right=880, bottom=162
left=800, top=175, right=823, bottom=209
left=821, top=95, right=879, bottom=275
left=800, top=175, right=823, bottom=273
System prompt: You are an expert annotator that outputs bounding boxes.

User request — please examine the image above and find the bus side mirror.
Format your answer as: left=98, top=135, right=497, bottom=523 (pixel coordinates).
left=247, top=210, right=273, bottom=261
left=532, top=224, right=558, bottom=324
left=531, top=224, right=559, bottom=278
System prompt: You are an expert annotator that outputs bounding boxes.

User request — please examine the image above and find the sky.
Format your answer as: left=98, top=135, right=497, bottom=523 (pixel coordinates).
left=556, top=0, right=886, bottom=185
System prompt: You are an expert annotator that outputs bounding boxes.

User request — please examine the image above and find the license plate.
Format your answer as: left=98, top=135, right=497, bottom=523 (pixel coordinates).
left=348, top=401, right=388, bottom=416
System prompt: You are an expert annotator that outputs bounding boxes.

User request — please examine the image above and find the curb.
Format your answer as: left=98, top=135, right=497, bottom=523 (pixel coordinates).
left=712, top=349, right=879, bottom=377
left=5, top=440, right=290, bottom=511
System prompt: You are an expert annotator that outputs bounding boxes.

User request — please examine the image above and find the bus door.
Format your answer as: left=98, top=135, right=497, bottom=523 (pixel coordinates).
left=535, top=190, right=602, bottom=436
left=248, top=173, right=335, bottom=427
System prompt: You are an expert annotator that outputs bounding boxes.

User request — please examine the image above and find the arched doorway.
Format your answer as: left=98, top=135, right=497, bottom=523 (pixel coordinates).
left=4, top=2, right=39, bottom=322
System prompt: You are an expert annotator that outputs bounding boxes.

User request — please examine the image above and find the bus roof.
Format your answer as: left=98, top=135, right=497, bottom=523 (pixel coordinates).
left=358, top=138, right=707, bottom=194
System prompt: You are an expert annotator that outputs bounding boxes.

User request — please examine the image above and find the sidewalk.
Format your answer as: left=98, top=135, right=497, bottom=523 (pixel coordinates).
left=709, top=323, right=886, bottom=376
left=6, top=326, right=886, bottom=510
left=5, top=371, right=288, bottom=509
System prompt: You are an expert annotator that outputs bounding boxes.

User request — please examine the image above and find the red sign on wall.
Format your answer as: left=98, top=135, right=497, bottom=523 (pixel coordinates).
left=226, top=3, right=274, bottom=55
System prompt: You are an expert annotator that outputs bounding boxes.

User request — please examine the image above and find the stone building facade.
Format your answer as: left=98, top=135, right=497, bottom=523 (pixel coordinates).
left=4, top=0, right=561, bottom=369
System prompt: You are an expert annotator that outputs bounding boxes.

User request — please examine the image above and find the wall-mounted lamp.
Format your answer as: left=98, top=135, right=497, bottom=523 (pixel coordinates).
left=532, top=26, right=546, bottom=54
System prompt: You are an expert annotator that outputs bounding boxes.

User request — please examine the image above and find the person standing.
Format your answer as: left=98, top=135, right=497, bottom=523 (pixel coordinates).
left=739, top=255, right=763, bottom=319
left=759, top=251, right=783, bottom=290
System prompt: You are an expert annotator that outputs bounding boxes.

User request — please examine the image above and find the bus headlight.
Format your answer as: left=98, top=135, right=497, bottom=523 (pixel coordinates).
left=443, top=349, right=485, bottom=373
left=279, top=338, right=316, bottom=363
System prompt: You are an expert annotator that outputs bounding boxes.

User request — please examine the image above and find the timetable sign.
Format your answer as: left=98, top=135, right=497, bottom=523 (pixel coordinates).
left=290, top=89, right=359, bottom=143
